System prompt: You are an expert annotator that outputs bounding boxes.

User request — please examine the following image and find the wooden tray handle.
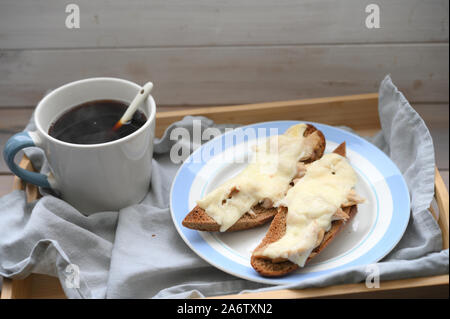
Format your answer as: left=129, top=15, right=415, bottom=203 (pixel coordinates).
left=433, top=167, right=449, bottom=250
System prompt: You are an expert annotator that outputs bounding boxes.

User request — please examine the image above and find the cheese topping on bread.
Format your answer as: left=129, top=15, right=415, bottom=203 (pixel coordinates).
left=196, top=124, right=319, bottom=232
left=255, top=153, right=358, bottom=266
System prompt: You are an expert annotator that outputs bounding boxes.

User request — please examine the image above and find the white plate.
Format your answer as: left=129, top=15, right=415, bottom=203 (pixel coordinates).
left=170, top=121, right=410, bottom=285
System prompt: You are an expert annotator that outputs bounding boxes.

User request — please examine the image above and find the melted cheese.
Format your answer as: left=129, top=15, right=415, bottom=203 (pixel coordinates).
left=197, top=124, right=315, bottom=232
left=258, top=153, right=358, bottom=266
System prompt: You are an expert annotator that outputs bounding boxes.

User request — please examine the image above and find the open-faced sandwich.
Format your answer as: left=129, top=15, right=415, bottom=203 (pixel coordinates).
left=251, top=142, right=365, bottom=277
left=182, top=123, right=326, bottom=232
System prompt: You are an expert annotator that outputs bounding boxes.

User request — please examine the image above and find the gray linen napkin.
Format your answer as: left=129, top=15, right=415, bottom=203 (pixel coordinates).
left=0, top=75, right=448, bottom=298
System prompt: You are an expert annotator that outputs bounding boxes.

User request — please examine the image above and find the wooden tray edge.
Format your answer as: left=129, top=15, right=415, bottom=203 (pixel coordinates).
left=209, top=275, right=449, bottom=299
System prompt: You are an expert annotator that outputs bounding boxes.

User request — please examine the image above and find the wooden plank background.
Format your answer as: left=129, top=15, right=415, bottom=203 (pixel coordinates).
left=0, top=0, right=448, bottom=49
left=0, top=0, right=448, bottom=107
left=0, top=44, right=448, bottom=107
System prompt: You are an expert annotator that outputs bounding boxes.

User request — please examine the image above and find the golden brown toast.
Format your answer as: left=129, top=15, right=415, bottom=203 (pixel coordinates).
left=250, top=142, right=360, bottom=277
left=182, top=124, right=326, bottom=232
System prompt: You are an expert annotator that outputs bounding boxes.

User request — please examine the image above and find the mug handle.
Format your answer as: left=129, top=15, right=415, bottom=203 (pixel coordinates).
left=3, top=131, right=51, bottom=188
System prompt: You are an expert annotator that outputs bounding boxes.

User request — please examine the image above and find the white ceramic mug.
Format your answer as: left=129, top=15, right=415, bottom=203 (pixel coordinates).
left=3, top=78, right=156, bottom=214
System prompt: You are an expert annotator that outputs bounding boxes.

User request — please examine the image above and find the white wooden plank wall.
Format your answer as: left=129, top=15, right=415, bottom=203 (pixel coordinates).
left=0, top=0, right=448, bottom=107
left=0, top=44, right=447, bottom=107
left=0, top=0, right=448, bottom=49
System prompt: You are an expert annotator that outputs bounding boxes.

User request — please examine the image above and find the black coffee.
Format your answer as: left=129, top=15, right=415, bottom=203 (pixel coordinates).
left=48, top=100, right=147, bottom=144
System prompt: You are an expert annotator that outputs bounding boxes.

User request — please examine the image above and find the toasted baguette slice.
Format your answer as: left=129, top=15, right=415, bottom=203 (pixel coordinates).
left=251, top=205, right=357, bottom=277
left=182, top=124, right=326, bottom=232
left=251, top=142, right=359, bottom=277
left=182, top=203, right=278, bottom=232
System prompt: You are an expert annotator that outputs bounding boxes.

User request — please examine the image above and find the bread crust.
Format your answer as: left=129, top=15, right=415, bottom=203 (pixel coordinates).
left=182, top=204, right=278, bottom=232
left=182, top=124, right=326, bottom=232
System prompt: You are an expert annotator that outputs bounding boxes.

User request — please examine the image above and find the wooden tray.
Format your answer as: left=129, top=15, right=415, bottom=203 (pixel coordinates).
left=1, top=93, right=448, bottom=299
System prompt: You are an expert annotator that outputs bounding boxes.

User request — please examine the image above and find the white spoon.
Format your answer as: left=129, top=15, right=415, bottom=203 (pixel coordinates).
left=113, top=82, right=153, bottom=131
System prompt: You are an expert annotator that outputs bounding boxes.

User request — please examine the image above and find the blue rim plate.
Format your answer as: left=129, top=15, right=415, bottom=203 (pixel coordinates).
left=170, top=121, right=410, bottom=285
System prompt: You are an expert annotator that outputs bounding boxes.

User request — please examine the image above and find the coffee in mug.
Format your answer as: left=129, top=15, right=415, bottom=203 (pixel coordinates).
left=48, top=99, right=147, bottom=144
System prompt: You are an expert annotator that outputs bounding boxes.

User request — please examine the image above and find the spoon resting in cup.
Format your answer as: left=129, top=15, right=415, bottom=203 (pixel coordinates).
left=112, top=82, right=154, bottom=131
